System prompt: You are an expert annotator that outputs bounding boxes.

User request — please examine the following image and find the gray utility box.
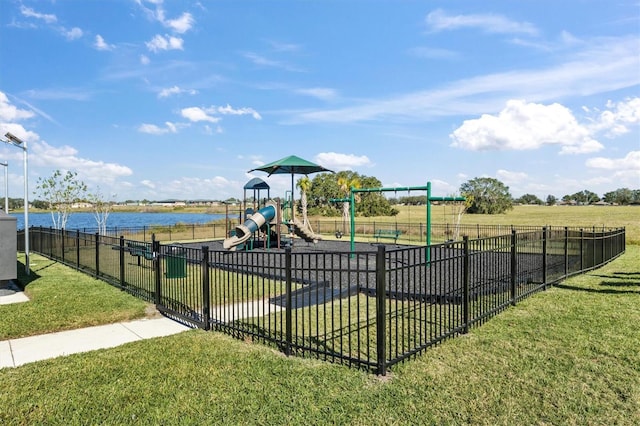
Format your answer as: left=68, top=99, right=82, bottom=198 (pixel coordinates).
left=0, top=211, right=17, bottom=281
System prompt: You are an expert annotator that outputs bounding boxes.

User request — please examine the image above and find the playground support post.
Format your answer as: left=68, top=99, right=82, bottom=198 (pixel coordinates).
left=350, top=189, right=356, bottom=254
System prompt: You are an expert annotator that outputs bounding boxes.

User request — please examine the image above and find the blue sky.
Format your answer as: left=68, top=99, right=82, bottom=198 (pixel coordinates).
left=1, top=0, right=638, bottom=203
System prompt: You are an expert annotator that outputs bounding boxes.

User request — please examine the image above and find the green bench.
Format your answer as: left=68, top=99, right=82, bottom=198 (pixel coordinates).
left=126, top=242, right=154, bottom=265
left=373, top=229, right=402, bottom=243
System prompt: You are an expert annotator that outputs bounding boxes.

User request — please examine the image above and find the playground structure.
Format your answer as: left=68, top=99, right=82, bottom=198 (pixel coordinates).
left=225, top=158, right=332, bottom=252
left=223, top=199, right=322, bottom=251
left=225, top=179, right=464, bottom=253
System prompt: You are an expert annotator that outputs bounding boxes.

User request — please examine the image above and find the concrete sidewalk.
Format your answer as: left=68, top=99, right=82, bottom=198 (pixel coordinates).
left=0, top=317, right=192, bottom=369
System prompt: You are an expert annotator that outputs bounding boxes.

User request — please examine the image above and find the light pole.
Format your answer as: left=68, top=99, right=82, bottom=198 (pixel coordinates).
left=2, top=132, right=29, bottom=275
left=0, top=161, right=7, bottom=213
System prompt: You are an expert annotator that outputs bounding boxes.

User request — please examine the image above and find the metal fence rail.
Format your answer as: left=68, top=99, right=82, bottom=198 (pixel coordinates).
left=21, top=225, right=626, bottom=375
left=32, top=221, right=620, bottom=244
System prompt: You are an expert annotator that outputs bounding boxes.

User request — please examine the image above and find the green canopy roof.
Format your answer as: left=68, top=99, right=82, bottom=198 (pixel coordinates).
left=248, top=155, right=334, bottom=222
left=248, top=155, right=333, bottom=176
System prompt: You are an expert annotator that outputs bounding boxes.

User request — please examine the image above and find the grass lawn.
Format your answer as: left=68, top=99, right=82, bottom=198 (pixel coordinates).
left=1, top=245, right=638, bottom=424
left=318, top=204, right=640, bottom=245
left=0, top=254, right=151, bottom=340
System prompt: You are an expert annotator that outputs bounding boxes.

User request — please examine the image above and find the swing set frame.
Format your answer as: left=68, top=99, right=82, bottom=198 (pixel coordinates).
left=346, top=182, right=465, bottom=259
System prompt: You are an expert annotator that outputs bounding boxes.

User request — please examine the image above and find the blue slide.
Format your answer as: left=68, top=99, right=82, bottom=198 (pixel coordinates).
left=223, top=203, right=276, bottom=250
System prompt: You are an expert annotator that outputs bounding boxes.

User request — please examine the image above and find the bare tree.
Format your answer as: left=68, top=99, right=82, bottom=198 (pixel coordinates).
left=34, top=170, right=87, bottom=229
left=88, top=188, right=115, bottom=235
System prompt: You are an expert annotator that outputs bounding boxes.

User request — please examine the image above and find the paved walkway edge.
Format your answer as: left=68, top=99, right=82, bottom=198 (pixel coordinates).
left=0, top=317, right=191, bottom=369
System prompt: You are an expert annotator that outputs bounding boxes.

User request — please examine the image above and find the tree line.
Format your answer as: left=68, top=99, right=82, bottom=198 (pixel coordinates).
left=516, top=188, right=640, bottom=206
left=299, top=173, right=639, bottom=217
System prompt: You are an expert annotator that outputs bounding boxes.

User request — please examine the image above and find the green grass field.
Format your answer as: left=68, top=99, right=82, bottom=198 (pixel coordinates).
left=343, top=204, right=640, bottom=244
left=1, top=246, right=638, bottom=424
left=1, top=204, right=637, bottom=424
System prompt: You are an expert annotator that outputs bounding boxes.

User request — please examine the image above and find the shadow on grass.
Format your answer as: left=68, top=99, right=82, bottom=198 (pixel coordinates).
left=612, top=272, right=640, bottom=277
left=555, top=283, right=639, bottom=295
left=14, top=260, right=43, bottom=290
left=588, top=272, right=639, bottom=280
left=599, top=280, right=640, bottom=288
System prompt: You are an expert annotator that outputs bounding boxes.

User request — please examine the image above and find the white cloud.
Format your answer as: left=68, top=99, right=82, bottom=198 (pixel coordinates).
left=314, top=152, right=372, bottom=171
left=496, top=169, right=528, bottom=184
left=64, top=27, right=83, bottom=40
left=137, top=2, right=195, bottom=34
left=181, top=105, right=261, bottom=123
left=203, top=124, right=223, bottom=135
left=140, top=55, right=150, bottom=65
left=586, top=151, right=640, bottom=171
left=217, top=104, right=261, bottom=120
left=166, top=12, right=194, bottom=34
left=146, top=34, right=184, bottom=52
left=510, top=31, right=583, bottom=52
left=94, top=35, right=114, bottom=51
left=158, top=86, right=181, bottom=98
left=558, top=139, right=605, bottom=155
left=585, top=151, right=640, bottom=188
left=181, top=107, right=220, bottom=123
left=0, top=92, right=35, bottom=121
left=589, top=97, right=640, bottom=137
left=158, top=86, right=197, bottom=98
left=20, top=6, right=57, bottom=24
left=242, top=52, right=302, bottom=72
left=32, top=140, right=133, bottom=183
left=295, top=88, right=338, bottom=101
left=164, top=176, right=232, bottom=197
left=450, top=100, right=603, bottom=155
left=138, top=122, right=180, bottom=135
left=426, top=9, right=538, bottom=36
left=141, top=180, right=156, bottom=189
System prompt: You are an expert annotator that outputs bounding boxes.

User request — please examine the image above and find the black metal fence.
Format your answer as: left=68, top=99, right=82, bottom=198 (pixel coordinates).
left=51, top=219, right=585, bottom=244
left=22, top=225, right=626, bottom=374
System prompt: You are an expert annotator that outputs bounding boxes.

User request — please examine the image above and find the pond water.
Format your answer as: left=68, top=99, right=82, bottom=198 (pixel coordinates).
left=9, top=212, right=229, bottom=230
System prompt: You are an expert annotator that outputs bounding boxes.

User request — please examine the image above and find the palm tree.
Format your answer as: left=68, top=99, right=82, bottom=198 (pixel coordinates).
left=296, top=176, right=312, bottom=227
left=337, top=175, right=361, bottom=233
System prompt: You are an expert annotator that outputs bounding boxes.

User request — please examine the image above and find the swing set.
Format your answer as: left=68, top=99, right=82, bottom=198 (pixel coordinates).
left=345, top=182, right=465, bottom=259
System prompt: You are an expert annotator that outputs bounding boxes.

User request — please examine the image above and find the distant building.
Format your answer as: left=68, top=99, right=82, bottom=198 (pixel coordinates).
left=71, top=202, right=93, bottom=209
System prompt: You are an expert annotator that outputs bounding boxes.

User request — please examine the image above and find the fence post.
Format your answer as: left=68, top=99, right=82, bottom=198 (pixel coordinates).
left=510, top=230, right=517, bottom=306
left=601, top=229, right=605, bottom=266
left=463, top=236, right=470, bottom=334
left=119, top=235, right=127, bottom=290
left=201, top=246, right=211, bottom=331
left=76, top=230, right=80, bottom=269
left=285, top=247, right=293, bottom=356
left=61, top=228, right=66, bottom=263
left=564, top=227, right=569, bottom=277
left=592, top=229, right=596, bottom=268
left=542, top=227, right=548, bottom=290
left=580, top=229, right=584, bottom=271
left=95, top=232, right=100, bottom=277
left=153, top=235, right=161, bottom=306
left=375, top=244, right=387, bottom=375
